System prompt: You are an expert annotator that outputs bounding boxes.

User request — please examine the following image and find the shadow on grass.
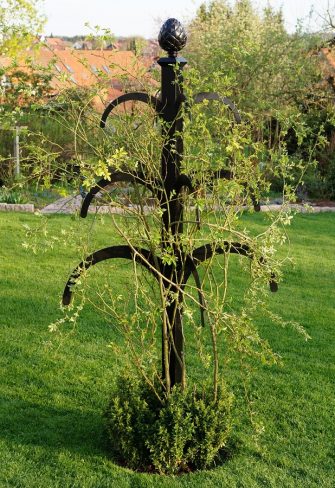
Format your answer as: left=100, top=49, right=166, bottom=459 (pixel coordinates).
left=0, top=394, right=110, bottom=457
left=0, top=394, right=243, bottom=475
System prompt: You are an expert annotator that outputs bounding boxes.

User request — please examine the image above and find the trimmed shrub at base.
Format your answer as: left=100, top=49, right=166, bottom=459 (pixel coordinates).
left=105, top=374, right=233, bottom=474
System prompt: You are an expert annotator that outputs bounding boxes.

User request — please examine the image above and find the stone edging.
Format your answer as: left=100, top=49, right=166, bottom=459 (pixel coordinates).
left=1, top=197, right=335, bottom=215
left=0, top=203, right=35, bottom=213
left=260, top=204, right=335, bottom=213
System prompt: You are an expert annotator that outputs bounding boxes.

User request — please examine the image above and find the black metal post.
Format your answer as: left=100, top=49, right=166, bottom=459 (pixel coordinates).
left=157, top=19, right=187, bottom=387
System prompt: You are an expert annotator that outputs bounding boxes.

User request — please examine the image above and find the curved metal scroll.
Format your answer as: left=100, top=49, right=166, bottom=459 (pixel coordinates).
left=83, top=92, right=163, bottom=219
left=101, top=92, right=162, bottom=128
left=174, top=174, right=195, bottom=195
left=80, top=171, right=156, bottom=218
left=194, top=92, right=242, bottom=124
left=185, top=241, right=278, bottom=292
left=63, top=245, right=162, bottom=306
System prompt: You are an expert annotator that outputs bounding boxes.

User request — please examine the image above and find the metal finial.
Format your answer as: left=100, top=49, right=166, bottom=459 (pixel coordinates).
left=158, top=18, right=187, bottom=57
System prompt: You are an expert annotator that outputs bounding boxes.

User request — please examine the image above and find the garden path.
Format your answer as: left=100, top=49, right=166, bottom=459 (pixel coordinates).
left=39, top=195, right=335, bottom=215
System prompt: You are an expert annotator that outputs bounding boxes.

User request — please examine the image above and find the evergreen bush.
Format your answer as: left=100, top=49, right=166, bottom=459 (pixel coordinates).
left=105, top=374, right=233, bottom=474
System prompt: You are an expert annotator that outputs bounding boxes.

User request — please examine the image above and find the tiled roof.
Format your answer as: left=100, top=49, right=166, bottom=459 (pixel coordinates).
left=0, top=47, right=151, bottom=105
left=38, top=48, right=146, bottom=89
left=44, top=37, right=69, bottom=50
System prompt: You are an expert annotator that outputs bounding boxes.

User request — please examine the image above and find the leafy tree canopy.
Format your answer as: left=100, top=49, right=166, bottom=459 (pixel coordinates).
left=186, top=0, right=328, bottom=119
left=0, top=0, right=45, bottom=55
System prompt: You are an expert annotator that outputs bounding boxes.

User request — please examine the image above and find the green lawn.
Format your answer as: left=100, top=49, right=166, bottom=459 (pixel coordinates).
left=0, top=212, right=334, bottom=487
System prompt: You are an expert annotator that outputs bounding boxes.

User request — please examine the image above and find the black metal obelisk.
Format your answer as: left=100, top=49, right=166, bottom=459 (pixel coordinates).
left=62, top=18, right=277, bottom=393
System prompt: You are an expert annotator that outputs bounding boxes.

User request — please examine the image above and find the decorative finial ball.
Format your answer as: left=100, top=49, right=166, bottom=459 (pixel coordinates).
left=158, top=18, right=187, bottom=56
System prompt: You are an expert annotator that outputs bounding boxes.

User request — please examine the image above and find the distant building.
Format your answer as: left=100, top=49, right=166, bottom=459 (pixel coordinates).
left=72, top=40, right=93, bottom=50
left=0, top=41, right=156, bottom=109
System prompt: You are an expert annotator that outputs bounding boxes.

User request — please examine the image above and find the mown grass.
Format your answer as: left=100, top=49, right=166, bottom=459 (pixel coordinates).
left=0, top=211, right=334, bottom=487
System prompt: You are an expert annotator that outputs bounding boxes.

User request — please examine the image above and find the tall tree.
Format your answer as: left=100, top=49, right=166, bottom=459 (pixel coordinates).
left=185, top=0, right=333, bottom=194
left=186, top=0, right=326, bottom=117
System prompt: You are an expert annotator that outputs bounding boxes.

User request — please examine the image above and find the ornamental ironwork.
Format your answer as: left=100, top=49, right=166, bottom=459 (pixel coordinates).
left=62, top=18, right=277, bottom=387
